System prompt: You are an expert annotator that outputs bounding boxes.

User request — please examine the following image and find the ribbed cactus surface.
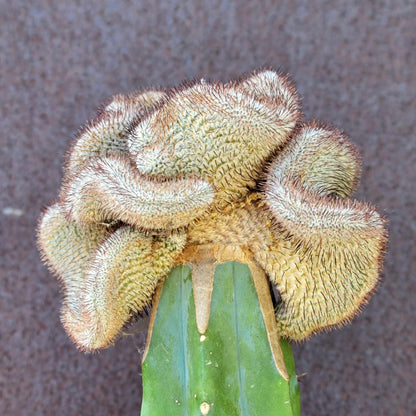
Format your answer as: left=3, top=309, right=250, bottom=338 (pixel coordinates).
left=141, top=261, right=300, bottom=416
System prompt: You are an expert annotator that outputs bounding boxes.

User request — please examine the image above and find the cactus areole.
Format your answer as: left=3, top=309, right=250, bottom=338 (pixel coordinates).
left=38, top=70, right=387, bottom=413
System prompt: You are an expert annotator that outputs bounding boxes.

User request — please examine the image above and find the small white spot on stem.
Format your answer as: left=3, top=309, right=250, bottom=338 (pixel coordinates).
left=200, top=402, right=210, bottom=414
left=200, top=335, right=206, bottom=342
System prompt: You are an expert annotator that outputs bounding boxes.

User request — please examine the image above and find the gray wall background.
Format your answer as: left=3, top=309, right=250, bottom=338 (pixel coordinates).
left=1, top=1, right=415, bottom=415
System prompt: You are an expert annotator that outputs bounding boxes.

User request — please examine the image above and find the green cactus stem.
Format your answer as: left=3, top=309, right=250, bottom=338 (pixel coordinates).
left=141, top=246, right=300, bottom=415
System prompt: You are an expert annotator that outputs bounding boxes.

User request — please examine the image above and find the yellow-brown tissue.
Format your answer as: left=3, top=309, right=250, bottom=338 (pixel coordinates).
left=38, top=69, right=386, bottom=349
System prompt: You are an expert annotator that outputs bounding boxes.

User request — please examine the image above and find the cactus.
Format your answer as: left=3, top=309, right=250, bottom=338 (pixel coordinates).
left=141, top=260, right=300, bottom=415
left=38, top=70, right=387, bottom=413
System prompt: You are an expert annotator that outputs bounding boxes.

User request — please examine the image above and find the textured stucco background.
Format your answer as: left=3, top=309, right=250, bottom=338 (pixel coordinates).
left=1, top=1, right=415, bottom=415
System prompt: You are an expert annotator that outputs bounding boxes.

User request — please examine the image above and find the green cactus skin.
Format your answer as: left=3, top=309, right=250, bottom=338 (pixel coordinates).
left=141, top=262, right=300, bottom=416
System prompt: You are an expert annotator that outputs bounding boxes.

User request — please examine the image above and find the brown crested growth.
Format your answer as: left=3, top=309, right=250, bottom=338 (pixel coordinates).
left=62, top=228, right=186, bottom=350
left=63, top=155, right=215, bottom=230
left=38, top=204, right=110, bottom=320
left=270, top=123, right=361, bottom=198
left=128, top=70, right=301, bottom=207
left=66, top=90, right=166, bottom=176
left=37, top=69, right=387, bottom=350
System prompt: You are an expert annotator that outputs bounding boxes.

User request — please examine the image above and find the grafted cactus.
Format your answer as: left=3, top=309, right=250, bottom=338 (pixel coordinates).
left=38, top=69, right=386, bottom=414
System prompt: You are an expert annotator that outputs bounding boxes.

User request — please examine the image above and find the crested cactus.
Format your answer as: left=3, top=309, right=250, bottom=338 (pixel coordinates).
left=38, top=69, right=386, bottom=413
